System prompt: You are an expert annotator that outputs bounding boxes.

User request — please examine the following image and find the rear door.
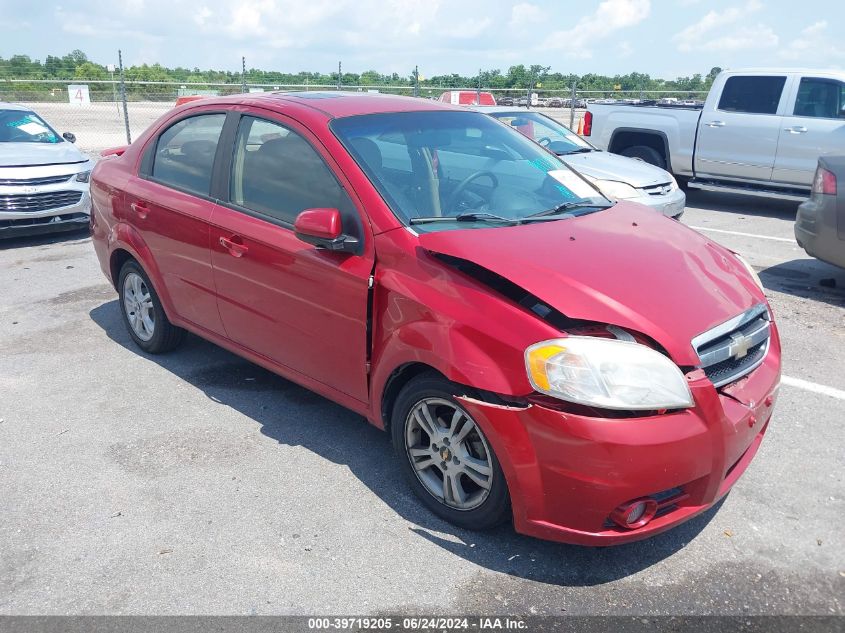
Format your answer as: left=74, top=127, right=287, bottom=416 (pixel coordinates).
left=209, top=111, right=374, bottom=403
left=772, top=76, right=845, bottom=187
left=695, top=75, right=788, bottom=181
left=123, top=111, right=228, bottom=335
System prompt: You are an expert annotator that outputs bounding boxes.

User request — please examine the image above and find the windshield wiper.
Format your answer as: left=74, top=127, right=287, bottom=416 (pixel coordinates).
left=409, top=212, right=522, bottom=226
left=526, top=200, right=614, bottom=219
left=559, top=147, right=594, bottom=155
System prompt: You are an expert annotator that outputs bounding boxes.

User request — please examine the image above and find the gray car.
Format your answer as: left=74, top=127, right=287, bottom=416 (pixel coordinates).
left=475, top=106, right=686, bottom=218
left=0, top=103, right=93, bottom=238
left=795, top=156, right=845, bottom=269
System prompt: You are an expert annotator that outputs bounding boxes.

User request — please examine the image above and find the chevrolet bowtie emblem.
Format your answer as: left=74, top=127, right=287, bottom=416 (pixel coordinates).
left=729, top=332, right=751, bottom=359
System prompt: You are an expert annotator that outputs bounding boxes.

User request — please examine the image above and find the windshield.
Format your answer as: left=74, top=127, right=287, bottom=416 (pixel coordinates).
left=0, top=110, right=62, bottom=144
left=331, top=111, right=608, bottom=232
left=489, top=111, right=595, bottom=155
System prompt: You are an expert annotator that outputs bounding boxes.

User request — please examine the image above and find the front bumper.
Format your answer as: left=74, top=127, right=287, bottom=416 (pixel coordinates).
left=632, top=186, right=687, bottom=219
left=0, top=179, right=91, bottom=239
left=795, top=196, right=845, bottom=269
left=458, top=326, right=781, bottom=546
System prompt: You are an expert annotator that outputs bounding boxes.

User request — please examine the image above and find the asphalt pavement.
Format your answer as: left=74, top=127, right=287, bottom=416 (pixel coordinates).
left=0, top=190, right=842, bottom=615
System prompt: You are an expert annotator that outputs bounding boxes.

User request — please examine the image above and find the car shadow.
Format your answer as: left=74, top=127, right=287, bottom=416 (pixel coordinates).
left=759, top=258, right=845, bottom=308
left=0, top=226, right=90, bottom=250
left=684, top=189, right=800, bottom=220
left=89, top=300, right=721, bottom=588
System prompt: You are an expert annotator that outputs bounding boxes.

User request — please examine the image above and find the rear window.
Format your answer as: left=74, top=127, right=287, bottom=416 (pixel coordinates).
left=150, top=114, right=226, bottom=196
left=794, top=78, right=845, bottom=119
left=718, top=76, right=786, bottom=115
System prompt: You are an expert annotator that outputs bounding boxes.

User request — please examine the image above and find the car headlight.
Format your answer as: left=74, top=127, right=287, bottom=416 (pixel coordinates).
left=734, top=253, right=764, bottom=292
left=75, top=170, right=91, bottom=183
left=593, top=179, right=640, bottom=200
left=525, top=337, right=693, bottom=410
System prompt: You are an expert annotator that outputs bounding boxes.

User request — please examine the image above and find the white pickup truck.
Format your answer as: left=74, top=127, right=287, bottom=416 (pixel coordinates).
left=583, top=69, right=845, bottom=201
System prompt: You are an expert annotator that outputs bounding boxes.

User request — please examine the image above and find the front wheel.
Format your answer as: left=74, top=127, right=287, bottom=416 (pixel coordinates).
left=391, top=373, right=510, bottom=530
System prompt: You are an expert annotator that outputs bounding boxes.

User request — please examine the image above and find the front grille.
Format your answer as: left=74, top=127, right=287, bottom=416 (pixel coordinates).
left=641, top=182, right=673, bottom=196
left=692, top=304, right=771, bottom=388
left=0, top=174, right=73, bottom=186
left=0, top=191, right=83, bottom=213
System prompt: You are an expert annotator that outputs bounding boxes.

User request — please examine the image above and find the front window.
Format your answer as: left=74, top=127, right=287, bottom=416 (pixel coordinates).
left=332, top=111, right=608, bottom=232
left=794, top=78, right=845, bottom=119
left=0, top=110, right=61, bottom=144
left=490, top=111, right=595, bottom=156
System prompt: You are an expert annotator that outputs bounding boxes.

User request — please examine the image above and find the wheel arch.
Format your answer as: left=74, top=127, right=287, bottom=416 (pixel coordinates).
left=608, top=128, right=671, bottom=168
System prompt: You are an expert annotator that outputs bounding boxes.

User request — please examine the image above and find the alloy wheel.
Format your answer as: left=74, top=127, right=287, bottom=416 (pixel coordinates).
left=122, top=272, right=155, bottom=342
left=404, top=398, right=493, bottom=511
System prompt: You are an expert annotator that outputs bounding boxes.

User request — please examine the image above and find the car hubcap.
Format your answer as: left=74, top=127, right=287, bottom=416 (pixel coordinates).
left=405, top=398, right=493, bottom=511
left=122, top=272, right=155, bottom=341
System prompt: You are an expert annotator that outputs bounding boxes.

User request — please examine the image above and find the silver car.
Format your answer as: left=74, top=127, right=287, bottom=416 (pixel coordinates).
left=475, top=106, right=686, bottom=218
left=0, top=103, right=93, bottom=238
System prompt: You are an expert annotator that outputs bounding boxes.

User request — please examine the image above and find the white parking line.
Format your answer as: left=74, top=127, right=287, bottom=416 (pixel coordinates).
left=689, top=226, right=795, bottom=243
left=782, top=375, right=845, bottom=401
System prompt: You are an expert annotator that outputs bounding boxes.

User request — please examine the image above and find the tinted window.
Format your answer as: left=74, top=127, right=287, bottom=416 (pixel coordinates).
left=230, top=116, right=352, bottom=225
left=718, top=76, right=786, bottom=114
left=794, top=78, right=845, bottom=119
left=151, top=114, right=225, bottom=195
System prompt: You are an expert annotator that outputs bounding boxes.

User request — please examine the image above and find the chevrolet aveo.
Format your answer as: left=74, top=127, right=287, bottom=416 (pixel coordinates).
left=90, top=92, right=781, bottom=545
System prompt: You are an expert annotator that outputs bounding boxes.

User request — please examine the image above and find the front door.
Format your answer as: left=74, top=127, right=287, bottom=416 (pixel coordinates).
left=695, top=75, right=788, bottom=182
left=209, top=113, right=373, bottom=403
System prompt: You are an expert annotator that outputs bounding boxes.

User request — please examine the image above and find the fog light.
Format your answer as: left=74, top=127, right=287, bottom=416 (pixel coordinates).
left=610, top=498, right=658, bottom=529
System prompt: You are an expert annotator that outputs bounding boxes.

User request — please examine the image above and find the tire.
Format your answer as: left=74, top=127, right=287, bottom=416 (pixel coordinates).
left=391, top=372, right=510, bottom=530
left=117, top=259, right=185, bottom=354
left=619, top=145, right=667, bottom=170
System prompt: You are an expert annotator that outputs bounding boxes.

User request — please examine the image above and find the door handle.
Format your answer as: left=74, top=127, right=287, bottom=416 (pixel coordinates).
left=219, top=235, right=249, bottom=258
left=129, top=201, right=149, bottom=219
left=704, top=121, right=726, bottom=128
left=784, top=126, right=808, bottom=134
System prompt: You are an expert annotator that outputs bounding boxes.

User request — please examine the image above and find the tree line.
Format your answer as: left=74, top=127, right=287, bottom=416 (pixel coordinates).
left=0, top=50, right=721, bottom=101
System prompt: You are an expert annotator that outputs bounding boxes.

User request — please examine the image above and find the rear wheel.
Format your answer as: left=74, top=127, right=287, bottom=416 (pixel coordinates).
left=118, top=260, right=185, bottom=354
left=391, top=373, right=510, bottom=530
left=619, top=145, right=667, bottom=170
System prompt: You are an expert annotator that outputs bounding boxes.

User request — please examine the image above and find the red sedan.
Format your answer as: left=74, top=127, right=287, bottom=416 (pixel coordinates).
left=90, top=92, right=780, bottom=545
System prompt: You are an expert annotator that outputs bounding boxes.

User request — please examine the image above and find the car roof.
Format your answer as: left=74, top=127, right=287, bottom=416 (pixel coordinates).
left=0, top=102, right=32, bottom=112
left=191, top=91, right=462, bottom=119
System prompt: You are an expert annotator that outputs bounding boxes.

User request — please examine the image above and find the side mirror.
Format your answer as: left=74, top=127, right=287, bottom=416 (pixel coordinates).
left=294, top=208, right=359, bottom=253
left=62, top=132, right=76, bottom=143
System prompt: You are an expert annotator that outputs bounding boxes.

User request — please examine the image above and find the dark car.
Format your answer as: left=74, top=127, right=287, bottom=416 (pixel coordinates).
left=795, top=156, right=845, bottom=268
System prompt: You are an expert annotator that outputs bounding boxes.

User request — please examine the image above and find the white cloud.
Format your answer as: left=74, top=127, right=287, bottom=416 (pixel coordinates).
left=509, top=3, right=543, bottom=28
left=780, top=20, right=844, bottom=63
left=672, top=0, right=778, bottom=52
left=542, top=0, right=651, bottom=58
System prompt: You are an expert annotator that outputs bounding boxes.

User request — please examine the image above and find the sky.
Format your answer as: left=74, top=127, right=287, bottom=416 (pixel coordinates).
left=1, top=0, right=843, bottom=79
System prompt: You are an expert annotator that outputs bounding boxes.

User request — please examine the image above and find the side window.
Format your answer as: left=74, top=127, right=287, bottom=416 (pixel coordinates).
left=794, top=78, right=845, bottom=119
left=151, top=114, right=225, bottom=195
left=718, top=76, right=786, bottom=115
left=230, top=116, right=354, bottom=227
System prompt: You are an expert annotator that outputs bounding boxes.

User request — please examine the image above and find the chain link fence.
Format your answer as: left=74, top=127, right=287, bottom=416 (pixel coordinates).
left=1, top=79, right=707, bottom=156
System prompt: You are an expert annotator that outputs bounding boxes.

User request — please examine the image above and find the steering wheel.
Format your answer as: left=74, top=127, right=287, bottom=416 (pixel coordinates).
left=537, top=136, right=553, bottom=147
left=446, top=171, right=499, bottom=211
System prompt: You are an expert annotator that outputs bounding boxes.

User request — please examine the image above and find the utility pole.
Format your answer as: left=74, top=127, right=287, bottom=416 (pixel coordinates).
left=337, top=61, right=342, bottom=91
left=118, top=49, right=131, bottom=144
left=413, top=65, right=419, bottom=98
left=241, top=56, right=246, bottom=93
left=476, top=68, right=481, bottom=105
left=569, top=81, right=577, bottom=129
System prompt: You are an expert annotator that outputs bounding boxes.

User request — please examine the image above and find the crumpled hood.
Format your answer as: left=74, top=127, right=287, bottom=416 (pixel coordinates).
left=0, top=141, right=88, bottom=167
left=561, top=150, right=671, bottom=188
left=418, top=204, right=765, bottom=365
